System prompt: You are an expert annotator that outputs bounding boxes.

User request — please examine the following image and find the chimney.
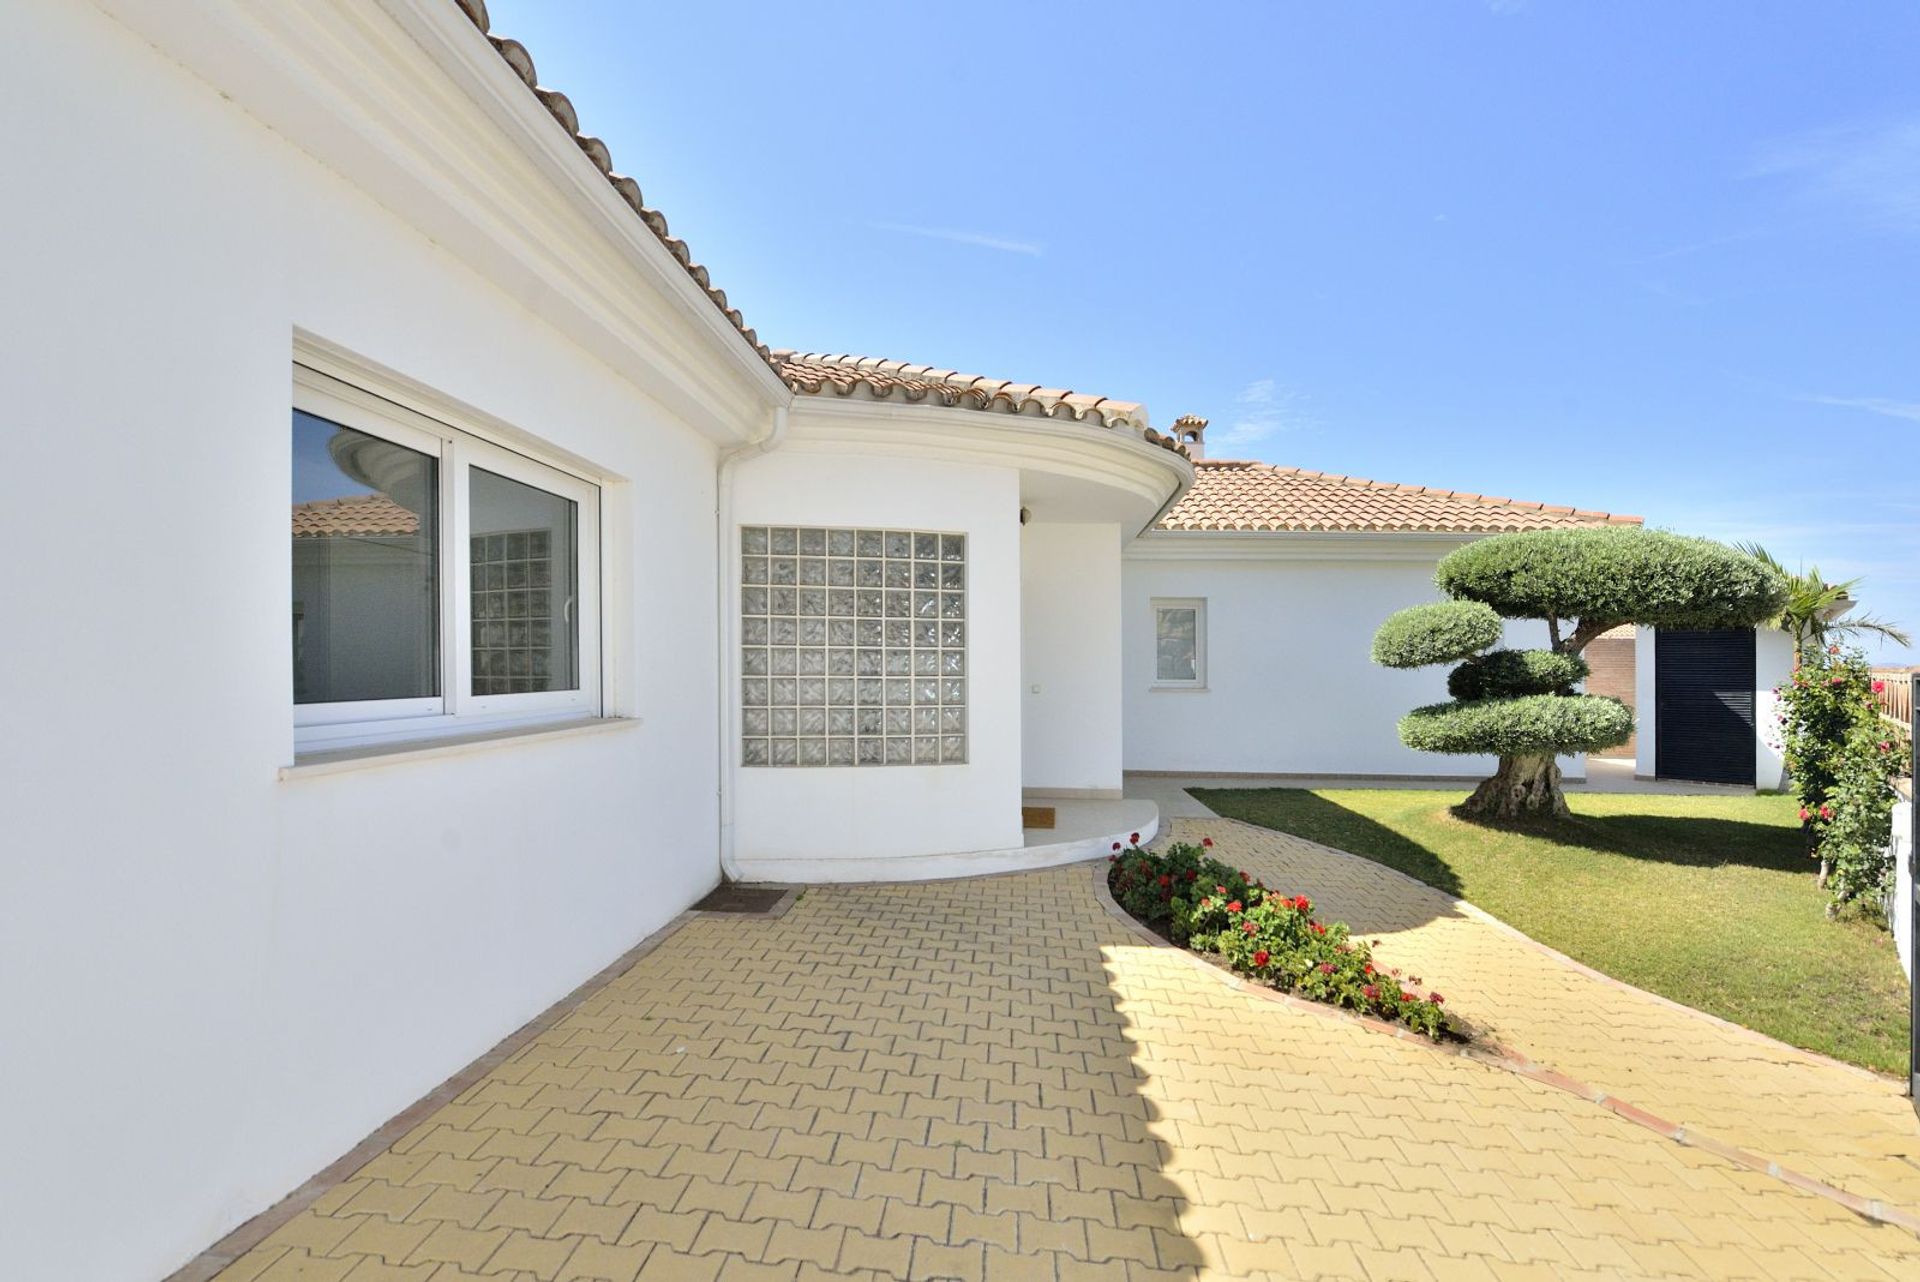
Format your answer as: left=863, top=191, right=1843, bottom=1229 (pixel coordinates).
left=1172, top=414, right=1208, bottom=459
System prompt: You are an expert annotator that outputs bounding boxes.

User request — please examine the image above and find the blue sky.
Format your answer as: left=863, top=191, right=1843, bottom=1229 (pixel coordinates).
left=489, top=0, right=1920, bottom=661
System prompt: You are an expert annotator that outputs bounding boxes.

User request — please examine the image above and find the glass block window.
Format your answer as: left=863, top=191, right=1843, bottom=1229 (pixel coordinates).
left=741, top=526, right=966, bottom=767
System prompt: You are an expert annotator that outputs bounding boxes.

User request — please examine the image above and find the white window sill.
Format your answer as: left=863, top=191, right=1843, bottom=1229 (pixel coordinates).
left=281, top=716, right=641, bottom=780
left=1150, top=684, right=1209, bottom=693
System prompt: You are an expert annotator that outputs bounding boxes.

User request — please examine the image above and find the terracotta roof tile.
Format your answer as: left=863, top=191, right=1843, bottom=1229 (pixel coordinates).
left=292, top=493, right=422, bottom=538
left=1158, top=459, right=1641, bottom=534
left=451, top=1, right=770, bottom=366
left=772, top=351, right=1192, bottom=458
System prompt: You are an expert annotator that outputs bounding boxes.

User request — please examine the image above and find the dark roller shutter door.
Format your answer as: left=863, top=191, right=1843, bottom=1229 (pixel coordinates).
left=1654, top=629, right=1756, bottom=785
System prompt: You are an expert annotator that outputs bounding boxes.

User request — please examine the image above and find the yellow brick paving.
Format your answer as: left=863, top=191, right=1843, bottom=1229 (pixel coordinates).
left=1176, top=818, right=1920, bottom=1220
left=212, top=863, right=1920, bottom=1282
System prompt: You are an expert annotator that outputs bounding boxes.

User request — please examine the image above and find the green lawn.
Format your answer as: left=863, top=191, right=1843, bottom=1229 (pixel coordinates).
left=1190, top=787, right=1912, bottom=1075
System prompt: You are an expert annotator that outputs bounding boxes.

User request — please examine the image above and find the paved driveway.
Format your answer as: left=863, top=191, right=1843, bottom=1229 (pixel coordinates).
left=202, top=840, right=1919, bottom=1281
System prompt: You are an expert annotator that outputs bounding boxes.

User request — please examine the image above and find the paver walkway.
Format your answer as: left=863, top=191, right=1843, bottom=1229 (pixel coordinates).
left=203, top=857, right=1920, bottom=1281
left=1175, top=817, right=1920, bottom=1220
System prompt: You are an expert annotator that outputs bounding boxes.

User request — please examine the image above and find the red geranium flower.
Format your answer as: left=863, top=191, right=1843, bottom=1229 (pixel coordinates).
left=1799, top=807, right=1811, bottom=822
left=1362, top=984, right=1379, bottom=1001
left=1226, top=901, right=1243, bottom=914
left=1157, top=874, right=1172, bottom=888
left=1253, top=950, right=1270, bottom=967
left=1202, top=837, right=1213, bottom=848
left=1819, top=805, right=1834, bottom=820
left=1310, top=922, right=1327, bottom=935
left=1363, top=962, right=1374, bottom=975
left=1112, top=841, right=1122, bottom=851
left=1242, top=920, right=1258, bottom=934
left=1130, top=832, right=1141, bottom=844
left=1317, top=962, right=1335, bottom=974
left=1429, top=992, right=1444, bottom=1005
left=1872, top=680, right=1886, bottom=694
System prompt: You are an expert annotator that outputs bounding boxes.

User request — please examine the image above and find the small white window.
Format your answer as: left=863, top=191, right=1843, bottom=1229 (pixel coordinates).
left=292, top=364, right=601, bottom=751
left=1153, top=598, right=1206, bottom=689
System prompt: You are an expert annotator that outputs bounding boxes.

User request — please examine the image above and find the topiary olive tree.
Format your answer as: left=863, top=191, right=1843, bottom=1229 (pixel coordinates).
left=1373, top=528, right=1788, bottom=819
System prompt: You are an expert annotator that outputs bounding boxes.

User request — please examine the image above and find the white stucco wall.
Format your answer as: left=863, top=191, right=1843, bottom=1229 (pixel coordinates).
left=0, top=6, right=741, bottom=1279
left=1121, top=547, right=1555, bottom=777
left=726, top=449, right=1024, bottom=868
left=1021, top=523, right=1125, bottom=795
left=1755, top=628, right=1794, bottom=790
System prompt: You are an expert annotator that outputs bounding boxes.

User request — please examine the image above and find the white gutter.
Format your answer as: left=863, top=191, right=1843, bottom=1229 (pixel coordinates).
left=715, top=404, right=790, bottom=881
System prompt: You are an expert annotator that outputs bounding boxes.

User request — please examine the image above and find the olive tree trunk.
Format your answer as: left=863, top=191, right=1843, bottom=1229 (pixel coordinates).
left=1459, top=753, right=1569, bottom=819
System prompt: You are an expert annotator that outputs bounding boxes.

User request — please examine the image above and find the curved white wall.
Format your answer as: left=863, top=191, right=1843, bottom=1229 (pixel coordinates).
left=727, top=448, right=1024, bottom=872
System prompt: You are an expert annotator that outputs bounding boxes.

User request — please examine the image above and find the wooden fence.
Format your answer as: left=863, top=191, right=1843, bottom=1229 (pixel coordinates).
left=1873, top=669, right=1918, bottom=731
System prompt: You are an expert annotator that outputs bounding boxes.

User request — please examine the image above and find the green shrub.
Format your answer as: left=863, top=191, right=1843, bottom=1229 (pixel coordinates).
left=1400, top=693, right=1633, bottom=757
left=1107, top=840, right=1454, bottom=1040
left=1446, top=648, right=1590, bottom=700
left=1371, top=601, right=1503, bottom=669
left=1778, top=647, right=1902, bottom=908
left=1435, top=527, right=1789, bottom=630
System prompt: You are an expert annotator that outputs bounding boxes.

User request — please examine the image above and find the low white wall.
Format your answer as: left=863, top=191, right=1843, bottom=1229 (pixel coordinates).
left=1891, top=799, right=1914, bottom=985
left=1756, top=628, right=1794, bottom=790
left=1121, top=551, right=1554, bottom=777
left=727, top=448, right=1024, bottom=866
left=1022, top=523, right=1124, bottom=794
left=0, top=7, right=735, bottom=1278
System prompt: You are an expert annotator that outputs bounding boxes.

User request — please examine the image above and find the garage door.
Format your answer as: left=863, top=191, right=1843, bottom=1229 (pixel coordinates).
left=1654, top=629, right=1756, bottom=785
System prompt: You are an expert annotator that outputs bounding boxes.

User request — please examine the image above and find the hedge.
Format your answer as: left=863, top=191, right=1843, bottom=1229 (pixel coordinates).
left=1446, top=648, right=1590, bottom=701
left=1434, top=527, right=1787, bottom=630
left=1399, top=693, right=1634, bottom=756
left=1371, top=601, right=1503, bottom=669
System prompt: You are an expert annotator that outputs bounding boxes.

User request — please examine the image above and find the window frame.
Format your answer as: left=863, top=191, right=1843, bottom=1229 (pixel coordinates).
left=292, top=364, right=602, bottom=753
left=1151, top=597, right=1208, bottom=690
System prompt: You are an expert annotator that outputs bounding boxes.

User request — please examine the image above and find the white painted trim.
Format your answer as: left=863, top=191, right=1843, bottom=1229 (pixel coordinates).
left=369, top=0, right=787, bottom=403
left=1127, top=529, right=1482, bottom=562
left=785, top=399, right=1189, bottom=534
left=279, top=715, right=641, bottom=780
left=93, top=0, right=787, bottom=442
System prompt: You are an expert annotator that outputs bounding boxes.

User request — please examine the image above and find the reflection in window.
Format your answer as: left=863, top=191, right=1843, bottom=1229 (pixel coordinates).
left=470, top=468, right=577, bottom=695
left=291, top=410, right=438, bottom=704
left=1155, top=603, right=1202, bottom=684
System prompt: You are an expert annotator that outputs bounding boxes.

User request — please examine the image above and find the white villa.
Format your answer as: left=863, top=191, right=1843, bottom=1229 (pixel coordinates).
left=0, top=3, right=1791, bottom=1279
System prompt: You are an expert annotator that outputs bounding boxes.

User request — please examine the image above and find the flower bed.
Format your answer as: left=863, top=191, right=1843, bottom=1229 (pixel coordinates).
left=1108, top=837, right=1458, bottom=1040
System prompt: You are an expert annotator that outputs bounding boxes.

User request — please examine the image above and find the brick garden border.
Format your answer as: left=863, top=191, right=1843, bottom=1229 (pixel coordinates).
left=1088, top=855, right=1920, bottom=1240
